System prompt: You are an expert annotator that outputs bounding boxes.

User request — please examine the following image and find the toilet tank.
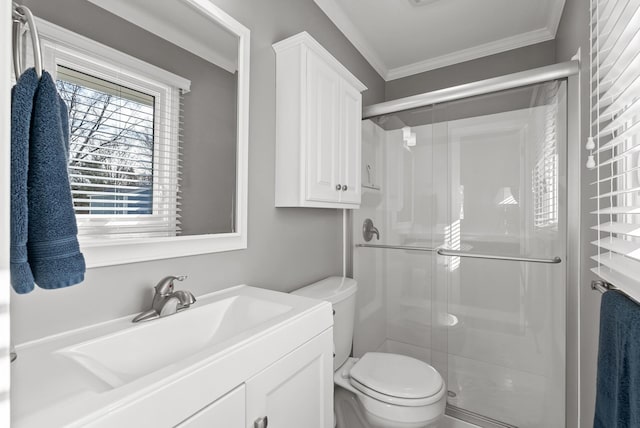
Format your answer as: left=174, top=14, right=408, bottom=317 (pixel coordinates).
left=291, top=277, right=357, bottom=370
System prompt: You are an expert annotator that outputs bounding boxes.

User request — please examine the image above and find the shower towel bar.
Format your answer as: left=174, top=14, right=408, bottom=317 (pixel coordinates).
left=436, top=248, right=562, bottom=264
left=592, top=279, right=615, bottom=294
left=12, top=2, right=43, bottom=80
left=591, top=280, right=640, bottom=306
left=355, top=243, right=562, bottom=264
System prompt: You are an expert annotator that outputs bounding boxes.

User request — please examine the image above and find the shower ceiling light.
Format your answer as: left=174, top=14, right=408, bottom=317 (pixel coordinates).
left=402, top=126, right=412, bottom=140
left=401, top=126, right=416, bottom=146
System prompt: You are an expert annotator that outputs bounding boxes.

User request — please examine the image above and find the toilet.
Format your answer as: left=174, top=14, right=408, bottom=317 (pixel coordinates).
left=292, top=277, right=446, bottom=428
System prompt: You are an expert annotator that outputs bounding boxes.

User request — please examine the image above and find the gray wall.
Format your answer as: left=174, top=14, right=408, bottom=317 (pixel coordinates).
left=181, top=71, right=238, bottom=235
left=555, top=0, right=598, bottom=426
left=385, top=41, right=557, bottom=100
left=11, top=0, right=385, bottom=343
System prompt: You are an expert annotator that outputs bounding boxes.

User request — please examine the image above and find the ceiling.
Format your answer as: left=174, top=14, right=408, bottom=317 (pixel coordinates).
left=313, top=0, right=566, bottom=81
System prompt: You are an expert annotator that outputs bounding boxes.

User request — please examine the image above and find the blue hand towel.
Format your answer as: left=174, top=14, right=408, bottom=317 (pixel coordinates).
left=10, top=68, right=39, bottom=294
left=27, top=71, right=85, bottom=289
left=594, top=290, right=640, bottom=428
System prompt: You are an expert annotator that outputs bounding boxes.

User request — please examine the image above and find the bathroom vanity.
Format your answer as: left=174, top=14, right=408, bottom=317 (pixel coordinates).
left=11, top=286, right=334, bottom=427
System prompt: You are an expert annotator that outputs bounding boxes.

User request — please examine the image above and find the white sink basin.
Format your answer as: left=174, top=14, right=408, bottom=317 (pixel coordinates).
left=57, top=294, right=292, bottom=388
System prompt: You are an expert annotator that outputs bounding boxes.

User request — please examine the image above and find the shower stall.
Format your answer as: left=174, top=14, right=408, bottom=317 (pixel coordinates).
left=351, top=62, right=580, bottom=428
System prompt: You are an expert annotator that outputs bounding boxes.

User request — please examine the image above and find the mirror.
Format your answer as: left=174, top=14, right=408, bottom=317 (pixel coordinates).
left=30, top=0, right=249, bottom=266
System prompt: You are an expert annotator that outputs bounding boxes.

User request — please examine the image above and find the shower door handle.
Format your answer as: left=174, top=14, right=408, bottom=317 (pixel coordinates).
left=436, top=248, right=561, bottom=264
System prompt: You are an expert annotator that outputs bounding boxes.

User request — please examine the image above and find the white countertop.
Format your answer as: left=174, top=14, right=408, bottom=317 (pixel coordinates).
left=11, top=285, right=332, bottom=427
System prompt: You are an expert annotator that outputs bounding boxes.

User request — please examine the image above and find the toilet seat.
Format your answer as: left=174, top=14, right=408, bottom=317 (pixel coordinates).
left=349, top=352, right=445, bottom=406
left=350, top=377, right=445, bottom=407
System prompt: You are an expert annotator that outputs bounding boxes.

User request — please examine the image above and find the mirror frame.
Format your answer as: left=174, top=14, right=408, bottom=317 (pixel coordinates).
left=79, top=0, right=250, bottom=268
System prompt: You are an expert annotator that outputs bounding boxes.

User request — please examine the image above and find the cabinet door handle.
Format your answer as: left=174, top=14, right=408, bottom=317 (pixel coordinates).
left=254, top=416, right=268, bottom=428
left=335, top=184, right=342, bottom=191
left=342, top=184, right=348, bottom=191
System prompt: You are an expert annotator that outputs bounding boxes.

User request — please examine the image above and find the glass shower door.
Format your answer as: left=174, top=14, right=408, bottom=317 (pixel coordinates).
left=433, top=81, right=567, bottom=428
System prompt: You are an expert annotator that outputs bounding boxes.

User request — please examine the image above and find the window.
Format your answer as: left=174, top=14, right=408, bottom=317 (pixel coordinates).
left=532, top=82, right=560, bottom=230
left=57, top=66, right=156, bottom=217
left=589, top=0, right=640, bottom=302
left=38, top=21, right=190, bottom=240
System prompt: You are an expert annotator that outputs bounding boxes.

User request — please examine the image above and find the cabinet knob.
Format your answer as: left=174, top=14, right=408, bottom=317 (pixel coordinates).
left=254, top=416, right=268, bottom=428
left=336, top=184, right=342, bottom=191
left=342, top=184, right=348, bottom=191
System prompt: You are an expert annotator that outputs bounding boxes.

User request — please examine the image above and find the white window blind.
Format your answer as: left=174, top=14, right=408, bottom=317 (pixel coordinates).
left=533, top=82, right=560, bottom=230
left=589, top=0, right=640, bottom=302
left=19, top=18, right=192, bottom=241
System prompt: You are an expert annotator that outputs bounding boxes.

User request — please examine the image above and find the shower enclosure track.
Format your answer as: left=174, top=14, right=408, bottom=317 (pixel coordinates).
left=362, top=60, right=579, bottom=118
left=446, top=404, right=519, bottom=428
left=355, top=244, right=562, bottom=264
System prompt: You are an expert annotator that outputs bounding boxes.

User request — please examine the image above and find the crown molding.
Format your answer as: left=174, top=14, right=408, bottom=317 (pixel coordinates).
left=385, top=27, right=555, bottom=81
left=273, top=31, right=367, bottom=91
left=548, top=0, right=567, bottom=35
left=314, top=0, right=565, bottom=82
left=313, top=0, right=389, bottom=79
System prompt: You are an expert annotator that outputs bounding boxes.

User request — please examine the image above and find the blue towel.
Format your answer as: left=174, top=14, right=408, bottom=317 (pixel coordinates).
left=594, top=290, right=640, bottom=428
left=26, top=71, right=85, bottom=290
left=10, top=68, right=39, bottom=294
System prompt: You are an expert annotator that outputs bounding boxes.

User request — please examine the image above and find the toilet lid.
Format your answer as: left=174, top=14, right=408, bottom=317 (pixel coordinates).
left=350, top=353, right=443, bottom=400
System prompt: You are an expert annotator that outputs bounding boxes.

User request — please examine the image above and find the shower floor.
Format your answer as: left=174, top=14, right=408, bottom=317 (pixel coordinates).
left=376, top=339, right=561, bottom=428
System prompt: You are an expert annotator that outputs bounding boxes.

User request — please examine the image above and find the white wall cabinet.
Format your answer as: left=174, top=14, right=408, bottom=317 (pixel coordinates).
left=246, top=329, right=334, bottom=428
left=274, top=32, right=366, bottom=209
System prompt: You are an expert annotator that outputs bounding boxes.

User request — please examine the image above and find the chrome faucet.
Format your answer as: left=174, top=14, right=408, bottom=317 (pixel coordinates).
left=132, top=275, right=196, bottom=323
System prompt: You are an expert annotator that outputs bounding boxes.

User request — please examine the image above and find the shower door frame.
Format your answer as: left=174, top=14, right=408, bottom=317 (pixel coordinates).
left=358, top=61, right=582, bottom=428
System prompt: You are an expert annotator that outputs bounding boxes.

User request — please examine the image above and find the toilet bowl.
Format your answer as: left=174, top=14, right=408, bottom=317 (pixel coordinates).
left=292, top=277, right=446, bottom=428
left=334, top=354, right=446, bottom=428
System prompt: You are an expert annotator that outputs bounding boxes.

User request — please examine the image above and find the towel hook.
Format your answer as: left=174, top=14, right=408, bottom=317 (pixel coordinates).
left=12, top=2, right=43, bottom=79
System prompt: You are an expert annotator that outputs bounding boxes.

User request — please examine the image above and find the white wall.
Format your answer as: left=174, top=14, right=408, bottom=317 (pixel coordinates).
left=555, top=0, right=599, bottom=426
left=1, top=2, right=11, bottom=425
left=8, top=0, right=386, bottom=344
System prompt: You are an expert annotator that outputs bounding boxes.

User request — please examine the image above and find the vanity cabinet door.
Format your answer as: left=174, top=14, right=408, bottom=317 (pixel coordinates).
left=175, top=385, right=245, bottom=428
left=245, top=329, right=333, bottom=428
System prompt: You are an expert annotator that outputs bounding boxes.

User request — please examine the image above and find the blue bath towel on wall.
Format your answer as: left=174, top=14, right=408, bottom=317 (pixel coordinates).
left=594, top=290, right=640, bottom=428
left=26, top=71, right=86, bottom=289
left=10, top=69, right=39, bottom=294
